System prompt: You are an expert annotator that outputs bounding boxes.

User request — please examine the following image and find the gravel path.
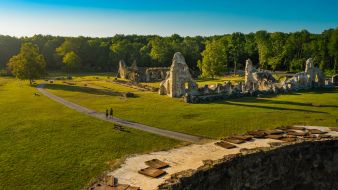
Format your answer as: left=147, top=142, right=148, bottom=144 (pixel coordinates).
left=36, top=84, right=205, bottom=143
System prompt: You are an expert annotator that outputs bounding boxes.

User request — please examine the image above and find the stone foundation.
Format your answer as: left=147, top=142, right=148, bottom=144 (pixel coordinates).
left=158, top=139, right=338, bottom=190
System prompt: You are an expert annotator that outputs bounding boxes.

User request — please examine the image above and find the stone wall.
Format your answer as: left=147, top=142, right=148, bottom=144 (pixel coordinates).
left=117, top=60, right=169, bottom=83
left=159, top=52, right=198, bottom=97
left=333, top=74, right=338, bottom=86
left=158, top=139, right=338, bottom=190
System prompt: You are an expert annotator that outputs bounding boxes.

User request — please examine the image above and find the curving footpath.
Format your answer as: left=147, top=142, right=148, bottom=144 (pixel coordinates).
left=36, top=84, right=205, bottom=143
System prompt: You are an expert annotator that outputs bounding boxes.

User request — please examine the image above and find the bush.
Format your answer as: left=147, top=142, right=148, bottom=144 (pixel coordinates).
left=324, top=69, right=336, bottom=77
left=0, top=69, right=11, bottom=76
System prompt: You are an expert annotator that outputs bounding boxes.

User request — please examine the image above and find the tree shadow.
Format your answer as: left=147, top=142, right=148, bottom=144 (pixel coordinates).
left=44, top=84, right=122, bottom=96
left=229, top=97, right=338, bottom=108
left=302, top=88, right=338, bottom=94
left=202, top=88, right=338, bottom=112
left=220, top=101, right=328, bottom=114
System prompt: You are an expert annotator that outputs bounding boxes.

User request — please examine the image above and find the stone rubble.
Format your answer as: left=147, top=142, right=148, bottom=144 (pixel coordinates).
left=91, top=126, right=338, bottom=190
left=158, top=53, right=335, bottom=103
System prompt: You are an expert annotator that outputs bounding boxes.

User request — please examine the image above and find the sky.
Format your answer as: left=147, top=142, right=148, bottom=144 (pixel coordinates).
left=0, top=0, right=337, bottom=37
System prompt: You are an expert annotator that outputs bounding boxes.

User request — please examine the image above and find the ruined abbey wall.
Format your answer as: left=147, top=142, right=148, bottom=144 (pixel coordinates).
left=159, top=139, right=338, bottom=190
left=118, top=60, right=169, bottom=82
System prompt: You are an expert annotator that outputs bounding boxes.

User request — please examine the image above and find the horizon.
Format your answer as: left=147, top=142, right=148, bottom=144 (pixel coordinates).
left=0, top=0, right=337, bottom=37
left=0, top=27, right=336, bottom=38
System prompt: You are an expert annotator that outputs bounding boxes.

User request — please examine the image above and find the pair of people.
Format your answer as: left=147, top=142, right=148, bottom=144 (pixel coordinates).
left=106, top=108, right=113, bottom=118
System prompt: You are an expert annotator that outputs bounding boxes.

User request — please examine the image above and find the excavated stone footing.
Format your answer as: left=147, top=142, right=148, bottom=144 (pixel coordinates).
left=159, top=139, right=338, bottom=190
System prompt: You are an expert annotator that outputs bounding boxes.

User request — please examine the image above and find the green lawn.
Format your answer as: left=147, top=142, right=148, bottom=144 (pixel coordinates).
left=141, top=75, right=245, bottom=88
left=0, top=77, right=180, bottom=190
left=45, top=76, right=338, bottom=138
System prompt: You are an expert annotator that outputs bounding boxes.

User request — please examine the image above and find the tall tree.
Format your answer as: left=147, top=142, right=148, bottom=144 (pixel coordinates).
left=8, top=43, right=46, bottom=85
left=328, top=28, right=338, bottom=73
left=244, top=33, right=259, bottom=65
left=268, top=32, right=287, bottom=70
left=198, top=37, right=229, bottom=78
left=255, top=30, right=270, bottom=69
left=149, top=37, right=175, bottom=67
left=181, top=37, right=203, bottom=70
left=0, top=35, right=21, bottom=69
left=229, top=32, right=246, bottom=75
left=62, top=51, right=81, bottom=77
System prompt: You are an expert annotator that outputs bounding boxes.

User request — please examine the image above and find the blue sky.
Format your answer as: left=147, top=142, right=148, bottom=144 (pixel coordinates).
left=0, top=0, right=337, bottom=37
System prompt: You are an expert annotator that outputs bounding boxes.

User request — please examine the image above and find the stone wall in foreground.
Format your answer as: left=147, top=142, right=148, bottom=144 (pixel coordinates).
left=158, top=140, right=338, bottom=190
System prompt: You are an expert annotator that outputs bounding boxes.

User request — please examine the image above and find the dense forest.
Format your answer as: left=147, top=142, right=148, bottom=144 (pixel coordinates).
left=0, top=27, right=337, bottom=77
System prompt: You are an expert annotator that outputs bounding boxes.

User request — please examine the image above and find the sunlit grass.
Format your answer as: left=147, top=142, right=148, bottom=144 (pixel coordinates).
left=0, top=77, right=180, bottom=190
left=45, top=75, right=338, bottom=138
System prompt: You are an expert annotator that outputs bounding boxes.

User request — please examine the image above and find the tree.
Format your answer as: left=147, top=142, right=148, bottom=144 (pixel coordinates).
left=149, top=37, right=175, bottom=66
left=198, top=37, right=229, bottom=78
left=8, top=43, right=46, bottom=85
left=328, top=27, right=338, bottom=73
left=0, top=35, right=21, bottom=69
left=181, top=37, right=203, bottom=70
left=1, top=30, right=338, bottom=74
left=268, top=32, right=287, bottom=70
left=255, top=30, right=270, bottom=69
left=229, top=32, right=246, bottom=75
left=62, top=51, right=81, bottom=77
left=244, top=33, right=259, bottom=66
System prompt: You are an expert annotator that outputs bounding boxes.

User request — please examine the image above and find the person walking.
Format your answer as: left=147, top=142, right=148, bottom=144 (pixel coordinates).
left=109, top=108, right=113, bottom=118
left=105, top=109, right=109, bottom=118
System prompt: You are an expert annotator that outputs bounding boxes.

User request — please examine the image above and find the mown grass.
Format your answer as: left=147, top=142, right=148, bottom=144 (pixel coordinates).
left=45, top=75, right=338, bottom=138
left=0, top=77, right=180, bottom=190
left=141, top=75, right=245, bottom=88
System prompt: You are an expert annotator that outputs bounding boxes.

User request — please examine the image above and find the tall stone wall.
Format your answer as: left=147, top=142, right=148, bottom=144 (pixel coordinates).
left=158, top=140, right=338, bottom=190
left=159, top=52, right=198, bottom=97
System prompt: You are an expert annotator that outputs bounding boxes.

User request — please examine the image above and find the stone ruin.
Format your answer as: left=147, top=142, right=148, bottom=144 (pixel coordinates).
left=158, top=53, right=334, bottom=103
left=118, top=60, right=139, bottom=82
left=284, top=58, right=325, bottom=89
left=244, top=59, right=277, bottom=92
left=159, top=52, right=198, bottom=97
left=118, top=60, right=169, bottom=83
left=333, top=74, right=338, bottom=86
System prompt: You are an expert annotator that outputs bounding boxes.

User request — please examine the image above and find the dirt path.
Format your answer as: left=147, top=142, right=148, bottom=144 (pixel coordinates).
left=36, top=84, right=205, bottom=143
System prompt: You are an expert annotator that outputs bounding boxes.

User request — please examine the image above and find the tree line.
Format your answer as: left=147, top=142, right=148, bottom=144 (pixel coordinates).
left=1, top=27, right=337, bottom=80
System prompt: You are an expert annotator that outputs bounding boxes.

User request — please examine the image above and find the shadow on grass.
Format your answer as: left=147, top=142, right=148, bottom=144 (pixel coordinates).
left=44, top=84, right=122, bottom=96
left=203, top=88, right=337, bottom=112
left=303, top=88, right=338, bottom=94
left=221, top=101, right=328, bottom=114
left=229, top=98, right=338, bottom=108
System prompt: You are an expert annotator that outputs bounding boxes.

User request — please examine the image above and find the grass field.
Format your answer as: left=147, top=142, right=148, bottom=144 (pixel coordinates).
left=45, top=75, right=338, bottom=138
left=0, top=77, right=180, bottom=190
left=141, top=75, right=245, bottom=88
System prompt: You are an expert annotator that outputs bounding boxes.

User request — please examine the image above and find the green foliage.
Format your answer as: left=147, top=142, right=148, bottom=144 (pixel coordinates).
left=0, top=35, right=21, bottom=69
left=25, top=35, right=64, bottom=70
left=8, top=43, right=46, bottom=84
left=198, top=37, right=229, bottom=78
left=229, top=32, right=246, bottom=73
left=149, top=36, right=177, bottom=66
left=268, top=32, right=287, bottom=70
left=110, top=39, right=143, bottom=67
left=328, top=28, right=338, bottom=73
left=0, top=69, right=10, bottom=76
left=1, top=28, right=338, bottom=74
left=63, top=51, right=81, bottom=76
left=255, top=30, right=270, bottom=69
